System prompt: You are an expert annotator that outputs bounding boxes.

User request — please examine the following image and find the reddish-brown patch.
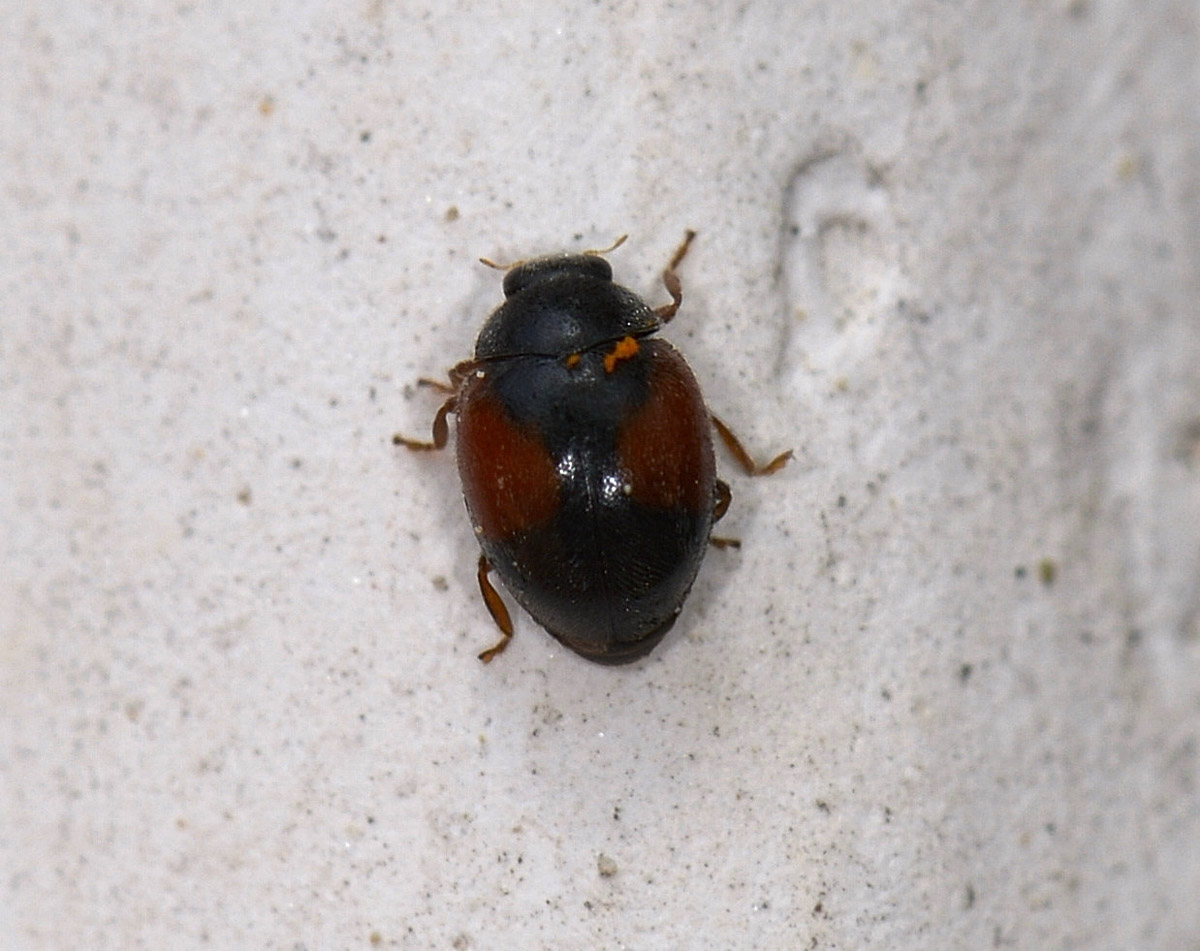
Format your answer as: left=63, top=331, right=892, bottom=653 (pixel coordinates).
left=615, top=342, right=714, bottom=513
left=456, top=378, right=560, bottom=539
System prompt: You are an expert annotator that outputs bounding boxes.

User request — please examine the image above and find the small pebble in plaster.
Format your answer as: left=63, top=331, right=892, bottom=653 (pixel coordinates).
left=597, top=854, right=619, bottom=877
left=395, top=233, right=791, bottom=664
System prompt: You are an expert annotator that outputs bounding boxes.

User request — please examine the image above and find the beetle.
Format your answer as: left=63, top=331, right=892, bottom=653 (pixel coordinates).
left=395, top=231, right=791, bottom=664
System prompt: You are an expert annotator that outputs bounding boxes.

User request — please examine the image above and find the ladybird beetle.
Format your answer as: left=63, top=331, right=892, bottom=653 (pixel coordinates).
left=395, top=232, right=791, bottom=664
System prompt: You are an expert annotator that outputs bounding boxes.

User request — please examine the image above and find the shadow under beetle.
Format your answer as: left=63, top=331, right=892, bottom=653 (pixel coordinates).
left=395, top=231, right=791, bottom=664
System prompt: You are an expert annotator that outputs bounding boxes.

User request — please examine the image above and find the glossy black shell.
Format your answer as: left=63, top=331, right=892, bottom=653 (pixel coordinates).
left=474, top=254, right=661, bottom=360
left=455, top=253, right=718, bottom=664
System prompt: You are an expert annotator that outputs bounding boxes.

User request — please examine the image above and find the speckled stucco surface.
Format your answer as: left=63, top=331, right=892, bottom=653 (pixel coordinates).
left=3, top=1, right=1199, bottom=948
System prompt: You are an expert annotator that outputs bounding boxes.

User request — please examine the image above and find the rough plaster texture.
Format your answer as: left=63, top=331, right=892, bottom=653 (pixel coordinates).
left=3, top=1, right=1199, bottom=948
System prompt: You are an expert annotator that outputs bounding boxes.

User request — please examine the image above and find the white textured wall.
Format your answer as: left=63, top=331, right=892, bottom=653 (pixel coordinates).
left=3, top=1, right=1198, bottom=948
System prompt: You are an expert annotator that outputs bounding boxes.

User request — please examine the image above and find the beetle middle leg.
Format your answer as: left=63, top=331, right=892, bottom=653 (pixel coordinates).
left=392, top=361, right=476, bottom=451
left=654, top=229, right=697, bottom=323
left=392, top=392, right=456, bottom=451
left=475, top=555, right=515, bottom=663
left=711, top=415, right=793, bottom=475
left=708, top=423, right=792, bottom=549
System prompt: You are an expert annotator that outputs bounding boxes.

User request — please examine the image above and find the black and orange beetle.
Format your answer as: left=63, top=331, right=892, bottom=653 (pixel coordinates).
left=395, top=232, right=790, bottom=664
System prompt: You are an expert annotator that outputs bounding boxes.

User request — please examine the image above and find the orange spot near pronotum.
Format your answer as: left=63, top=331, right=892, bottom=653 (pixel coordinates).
left=604, top=336, right=640, bottom=373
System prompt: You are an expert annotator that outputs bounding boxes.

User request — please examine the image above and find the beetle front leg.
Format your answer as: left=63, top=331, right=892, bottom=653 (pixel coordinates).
left=653, top=229, right=697, bottom=323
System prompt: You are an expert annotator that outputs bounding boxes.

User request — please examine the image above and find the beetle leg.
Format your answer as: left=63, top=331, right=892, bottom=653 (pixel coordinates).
left=416, top=377, right=456, bottom=395
left=393, top=359, right=480, bottom=449
left=393, top=394, right=456, bottom=451
left=713, top=478, right=732, bottom=521
left=711, top=415, right=793, bottom=476
left=653, top=229, right=697, bottom=323
left=709, top=479, right=741, bottom=548
left=476, top=555, right=515, bottom=663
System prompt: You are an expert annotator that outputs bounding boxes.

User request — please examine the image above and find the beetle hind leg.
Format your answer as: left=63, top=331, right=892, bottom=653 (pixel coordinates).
left=476, top=555, right=515, bottom=663
left=710, top=479, right=741, bottom=548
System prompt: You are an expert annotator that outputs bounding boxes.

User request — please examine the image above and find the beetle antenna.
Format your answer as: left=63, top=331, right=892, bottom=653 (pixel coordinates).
left=584, top=234, right=628, bottom=256
left=480, top=234, right=628, bottom=271
left=479, top=253, right=522, bottom=270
